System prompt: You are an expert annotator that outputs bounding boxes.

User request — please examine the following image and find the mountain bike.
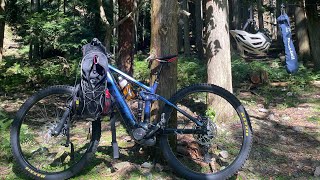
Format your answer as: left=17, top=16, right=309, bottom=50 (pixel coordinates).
left=10, top=53, right=253, bottom=180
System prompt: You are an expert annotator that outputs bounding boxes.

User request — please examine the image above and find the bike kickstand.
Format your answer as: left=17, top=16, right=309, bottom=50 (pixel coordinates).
left=110, top=111, right=119, bottom=159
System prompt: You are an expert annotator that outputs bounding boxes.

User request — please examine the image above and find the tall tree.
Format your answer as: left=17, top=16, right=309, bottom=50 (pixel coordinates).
left=228, top=0, right=240, bottom=55
left=205, top=0, right=232, bottom=92
left=305, top=0, right=320, bottom=70
left=30, top=0, right=41, bottom=60
left=204, top=0, right=232, bottom=117
left=182, top=0, right=190, bottom=56
left=118, top=0, right=134, bottom=75
left=150, top=0, right=178, bottom=119
left=257, top=0, right=264, bottom=29
left=294, top=0, right=311, bottom=64
left=194, top=0, right=204, bottom=59
left=0, top=0, right=5, bottom=61
left=229, top=0, right=240, bottom=29
left=240, top=0, right=249, bottom=29
left=98, top=0, right=112, bottom=51
left=112, top=0, right=118, bottom=55
left=276, top=0, right=282, bottom=41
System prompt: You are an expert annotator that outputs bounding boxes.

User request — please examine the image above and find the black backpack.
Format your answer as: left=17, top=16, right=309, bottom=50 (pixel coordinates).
left=77, top=38, right=110, bottom=120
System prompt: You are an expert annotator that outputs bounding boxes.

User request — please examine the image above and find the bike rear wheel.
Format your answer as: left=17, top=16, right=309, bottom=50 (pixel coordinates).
left=10, top=85, right=101, bottom=180
left=159, top=84, right=252, bottom=180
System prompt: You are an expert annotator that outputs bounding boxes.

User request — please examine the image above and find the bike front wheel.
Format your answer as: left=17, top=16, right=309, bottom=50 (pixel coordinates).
left=10, top=85, right=101, bottom=180
left=159, top=84, right=252, bottom=180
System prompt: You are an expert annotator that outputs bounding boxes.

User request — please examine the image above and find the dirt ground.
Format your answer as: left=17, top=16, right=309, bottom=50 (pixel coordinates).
left=237, top=82, right=320, bottom=179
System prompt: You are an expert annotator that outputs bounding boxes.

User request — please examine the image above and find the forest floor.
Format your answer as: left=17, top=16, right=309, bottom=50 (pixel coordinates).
left=237, top=82, right=320, bottom=179
left=1, top=27, right=320, bottom=179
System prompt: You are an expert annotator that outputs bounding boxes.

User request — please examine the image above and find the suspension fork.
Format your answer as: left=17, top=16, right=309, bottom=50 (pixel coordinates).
left=51, top=85, right=80, bottom=136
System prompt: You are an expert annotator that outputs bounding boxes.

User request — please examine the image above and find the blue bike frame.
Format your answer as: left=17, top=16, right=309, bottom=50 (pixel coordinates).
left=107, top=65, right=203, bottom=130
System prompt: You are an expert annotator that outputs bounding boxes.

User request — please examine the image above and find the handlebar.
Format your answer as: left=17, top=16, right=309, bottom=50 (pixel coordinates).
left=91, top=38, right=102, bottom=46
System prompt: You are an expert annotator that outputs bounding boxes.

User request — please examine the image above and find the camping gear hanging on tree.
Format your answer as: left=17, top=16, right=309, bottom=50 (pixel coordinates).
left=277, top=4, right=299, bottom=74
left=230, top=5, right=272, bottom=55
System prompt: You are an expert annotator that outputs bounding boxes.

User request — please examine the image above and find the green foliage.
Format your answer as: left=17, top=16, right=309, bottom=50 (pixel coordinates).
left=6, top=0, right=107, bottom=58
left=133, top=57, right=149, bottom=83
left=232, top=57, right=320, bottom=108
left=231, top=58, right=252, bottom=86
left=232, top=57, right=320, bottom=88
left=307, top=116, right=320, bottom=123
left=177, top=57, right=206, bottom=88
left=0, top=55, right=79, bottom=92
left=0, top=110, right=13, bottom=163
left=205, top=108, right=216, bottom=121
left=133, top=56, right=206, bottom=88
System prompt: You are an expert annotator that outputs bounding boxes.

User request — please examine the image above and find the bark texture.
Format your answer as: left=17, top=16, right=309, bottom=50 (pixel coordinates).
left=0, top=0, right=5, bottom=61
left=182, top=0, right=190, bottom=56
left=194, top=0, right=204, bottom=59
left=98, top=0, right=112, bottom=51
left=205, top=0, right=232, bottom=92
left=118, top=0, right=134, bottom=75
left=204, top=0, right=233, bottom=119
left=257, top=0, right=264, bottom=29
left=305, top=0, right=320, bottom=70
left=150, top=0, right=178, bottom=120
left=294, top=0, right=311, bottom=64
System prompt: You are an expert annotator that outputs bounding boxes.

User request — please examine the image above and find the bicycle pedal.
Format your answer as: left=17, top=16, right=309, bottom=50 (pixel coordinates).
left=112, top=142, right=119, bottom=159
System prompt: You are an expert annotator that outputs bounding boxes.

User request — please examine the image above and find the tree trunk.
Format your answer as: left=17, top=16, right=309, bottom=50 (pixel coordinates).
left=150, top=0, right=178, bottom=120
left=0, top=0, right=5, bottom=62
left=257, top=0, right=264, bottom=29
left=205, top=0, right=233, bottom=118
left=240, top=0, right=249, bottom=29
left=305, top=0, right=320, bottom=70
left=276, top=0, right=282, bottom=41
left=34, top=0, right=40, bottom=59
left=98, top=0, right=112, bottom=51
left=134, top=0, right=139, bottom=53
left=194, top=0, right=204, bottom=59
left=118, top=0, right=134, bottom=75
left=112, top=0, right=118, bottom=55
left=182, top=0, right=190, bottom=56
left=141, top=3, right=146, bottom=51
left=229, top=0, right=240, bottom=29
left=29, top=0, right=34, bottom=62
left=63, top=0, right=66, bottom=14
left=228, top=0, right=240, bottom=55
left=294, top=0, right=311, bottom=64
left=30, top=0, right=40, bottom=60
left=178, top=19, right=183, bottom=53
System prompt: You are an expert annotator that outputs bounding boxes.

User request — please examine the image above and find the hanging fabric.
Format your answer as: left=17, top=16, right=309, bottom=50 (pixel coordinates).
left=277, top=5, right=299, bottom=74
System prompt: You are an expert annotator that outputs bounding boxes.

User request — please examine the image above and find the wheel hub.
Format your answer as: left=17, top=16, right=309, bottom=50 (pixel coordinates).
left=193, top=117, right=217, bottom=146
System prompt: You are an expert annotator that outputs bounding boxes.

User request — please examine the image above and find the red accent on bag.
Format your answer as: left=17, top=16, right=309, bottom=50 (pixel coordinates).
left=102, top=89, right=111, bottom=115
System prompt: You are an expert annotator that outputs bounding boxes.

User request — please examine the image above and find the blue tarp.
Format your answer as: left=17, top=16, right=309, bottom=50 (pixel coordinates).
left=277, top=13, right=299, bottom=74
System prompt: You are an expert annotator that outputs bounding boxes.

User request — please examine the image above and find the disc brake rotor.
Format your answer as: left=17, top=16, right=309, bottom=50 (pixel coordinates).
left=193, top=117, right=217, bottom=146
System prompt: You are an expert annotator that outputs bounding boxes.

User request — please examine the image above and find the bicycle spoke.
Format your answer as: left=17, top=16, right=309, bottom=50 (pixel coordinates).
left=161, top=87, right=250, bottom=176
left=18, top=92, right=94, bottom=173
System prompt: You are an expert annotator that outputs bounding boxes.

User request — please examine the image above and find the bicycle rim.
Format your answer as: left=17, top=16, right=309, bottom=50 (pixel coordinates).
left=16, top=89, right=95, bottom=173
left=160, top=85, right=251, bottom=178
